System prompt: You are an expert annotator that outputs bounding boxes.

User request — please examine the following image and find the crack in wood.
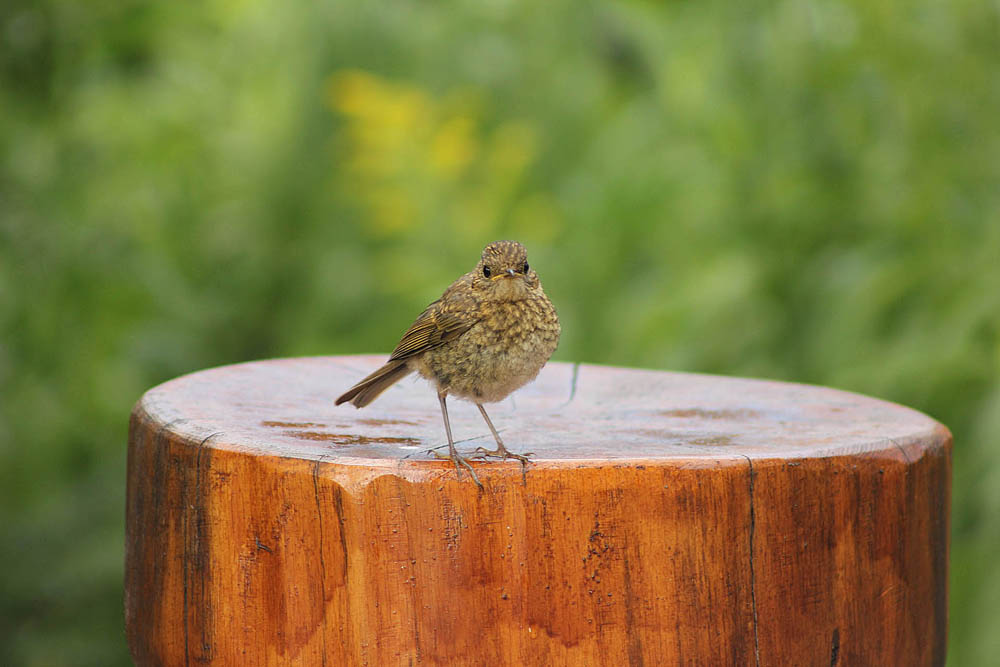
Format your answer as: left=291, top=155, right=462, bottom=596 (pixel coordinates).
left=889, top=437, right=912, bottom=464
left=741, top=454, right=761, bottom=667
left=553, top=361, right=581, bottom=412
left=183, top=431, right=221, bottom=666
left=622, top=549, right=644, bottom=667
left=312, top=456, right=330, bottom=666
left=568, top=362, right=580, bottom=403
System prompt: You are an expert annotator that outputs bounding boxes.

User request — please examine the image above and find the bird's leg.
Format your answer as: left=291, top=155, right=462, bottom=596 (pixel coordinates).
left=430, top=391, right=483, bottom=488
left=473, top=403, right=533, bottom=465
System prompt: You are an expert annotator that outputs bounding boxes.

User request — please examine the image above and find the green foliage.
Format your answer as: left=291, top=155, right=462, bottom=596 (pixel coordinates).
left=2, top=0, right=997, bottom=663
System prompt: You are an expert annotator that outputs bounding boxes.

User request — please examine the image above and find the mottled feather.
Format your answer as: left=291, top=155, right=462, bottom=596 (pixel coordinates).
left=388, top=279, right=478, bottom=362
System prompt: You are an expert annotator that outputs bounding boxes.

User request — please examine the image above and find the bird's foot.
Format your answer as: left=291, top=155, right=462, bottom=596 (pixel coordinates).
left=428, top=448, right=483, bottom=488
left=474, top=445, right=532, bottom=486
left=473, top=446, right=533, bottom=465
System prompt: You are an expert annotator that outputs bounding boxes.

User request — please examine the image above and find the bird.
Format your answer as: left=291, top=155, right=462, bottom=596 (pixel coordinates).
left=336, top=240, right=560, bottom=487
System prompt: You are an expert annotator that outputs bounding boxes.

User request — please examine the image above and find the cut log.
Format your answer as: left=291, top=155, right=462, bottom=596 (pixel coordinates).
left=125, top=356, right=950, bottom=665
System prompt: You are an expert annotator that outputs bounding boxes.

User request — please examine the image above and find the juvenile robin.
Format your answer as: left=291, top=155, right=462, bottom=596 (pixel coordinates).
left=336, top=240, right=560, bottom=487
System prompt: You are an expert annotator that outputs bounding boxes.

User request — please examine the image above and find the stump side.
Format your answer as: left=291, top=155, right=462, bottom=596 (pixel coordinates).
left=124, top=357, right=951, bottom=665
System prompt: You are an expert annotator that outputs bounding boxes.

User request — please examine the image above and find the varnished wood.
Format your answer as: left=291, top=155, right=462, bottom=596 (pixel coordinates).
left=125, top=356, right=950, bottom=665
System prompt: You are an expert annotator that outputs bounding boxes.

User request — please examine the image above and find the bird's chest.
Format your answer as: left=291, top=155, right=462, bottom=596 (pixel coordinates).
left=421, top=299, right=558, bottom=402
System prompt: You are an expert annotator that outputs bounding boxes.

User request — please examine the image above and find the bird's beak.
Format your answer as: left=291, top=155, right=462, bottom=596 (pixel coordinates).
left=491, top=269, right=518, bottom=281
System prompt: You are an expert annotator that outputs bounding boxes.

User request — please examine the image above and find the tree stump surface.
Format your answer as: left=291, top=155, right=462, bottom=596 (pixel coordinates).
left=125, top=355, right=951, bottom=666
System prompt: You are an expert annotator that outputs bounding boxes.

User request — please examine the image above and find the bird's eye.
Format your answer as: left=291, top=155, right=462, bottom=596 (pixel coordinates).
left=522, top=262, right=529, bottom=273
left=483, top=266, right=492, bottom=278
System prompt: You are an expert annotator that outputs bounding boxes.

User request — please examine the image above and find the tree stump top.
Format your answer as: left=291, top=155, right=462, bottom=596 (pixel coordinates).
left=127, top=355, right=951, bottom=665
left=136, top=355, right=947, bottom=471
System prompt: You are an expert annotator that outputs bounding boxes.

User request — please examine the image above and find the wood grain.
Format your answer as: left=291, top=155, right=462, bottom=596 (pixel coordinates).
left=125, top=356, right=951, bottom=665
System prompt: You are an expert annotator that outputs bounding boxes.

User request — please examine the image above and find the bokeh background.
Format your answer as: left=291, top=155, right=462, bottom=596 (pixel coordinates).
left=2, top=0, right=997, bottom=663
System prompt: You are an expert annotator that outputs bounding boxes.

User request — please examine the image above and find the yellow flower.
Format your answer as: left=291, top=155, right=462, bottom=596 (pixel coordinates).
left=430, top=116, right=477, bottom=180
left=326, top=69, right=539, bottom=239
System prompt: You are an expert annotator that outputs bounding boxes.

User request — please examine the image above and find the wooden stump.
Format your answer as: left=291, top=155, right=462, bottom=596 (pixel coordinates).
left=125, top=356, right=951, bottom=665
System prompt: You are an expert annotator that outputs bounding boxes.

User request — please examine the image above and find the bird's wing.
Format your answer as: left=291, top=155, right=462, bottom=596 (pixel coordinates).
left=387, top=294, right=477, bottom=362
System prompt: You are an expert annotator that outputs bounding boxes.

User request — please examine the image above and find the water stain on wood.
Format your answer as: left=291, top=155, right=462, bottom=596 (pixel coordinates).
left=288, top=431, right=420, bottom=446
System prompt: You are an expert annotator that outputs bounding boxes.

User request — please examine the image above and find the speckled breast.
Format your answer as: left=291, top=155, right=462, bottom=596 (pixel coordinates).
left=420, top=297, right=560, bottom=403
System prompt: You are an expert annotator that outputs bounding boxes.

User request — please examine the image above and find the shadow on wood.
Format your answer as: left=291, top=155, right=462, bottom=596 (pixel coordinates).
left=125, top=356, right=950, bottom=665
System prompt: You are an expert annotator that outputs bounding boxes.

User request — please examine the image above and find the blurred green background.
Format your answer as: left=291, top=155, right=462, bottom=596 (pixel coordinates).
left=1, top=0, right=997, bottom=663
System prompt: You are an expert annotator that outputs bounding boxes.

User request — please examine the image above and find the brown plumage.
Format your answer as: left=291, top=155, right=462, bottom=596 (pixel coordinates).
left=336, top=240, right=560, bottom=486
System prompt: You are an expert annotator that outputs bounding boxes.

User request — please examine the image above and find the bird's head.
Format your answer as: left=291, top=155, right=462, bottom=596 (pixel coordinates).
left=471, top=240, right=540, bottom=299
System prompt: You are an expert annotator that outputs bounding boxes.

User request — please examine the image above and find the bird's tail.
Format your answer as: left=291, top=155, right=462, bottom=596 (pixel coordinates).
left=335, top=360, right=412, bottom=408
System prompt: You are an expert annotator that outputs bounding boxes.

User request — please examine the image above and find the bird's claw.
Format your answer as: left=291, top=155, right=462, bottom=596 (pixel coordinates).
left=473, top=446, right=534, bottom=464
left=427, top=448, right=483, bottom=488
